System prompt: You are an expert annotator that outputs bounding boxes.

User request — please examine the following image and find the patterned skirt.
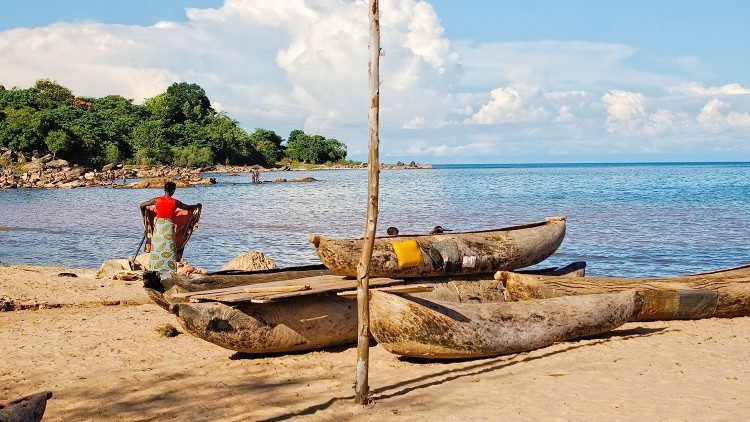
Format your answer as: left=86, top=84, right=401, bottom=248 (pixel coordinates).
left=149, top=218, right=178, bottom=274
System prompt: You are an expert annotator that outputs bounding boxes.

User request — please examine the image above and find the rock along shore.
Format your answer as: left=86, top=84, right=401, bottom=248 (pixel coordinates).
left=0, top=148, right=431, bottom=189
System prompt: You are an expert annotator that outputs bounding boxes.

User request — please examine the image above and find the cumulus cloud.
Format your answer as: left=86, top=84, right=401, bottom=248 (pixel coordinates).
left=0, top=0, right=461, bottom=146
left=471, top=86, right=549, bottom=124
left=1, top=0, right=749, bottom=160
left=698, top=98, right=750, bottom=129
left=602, top=90, right=646, bottom=134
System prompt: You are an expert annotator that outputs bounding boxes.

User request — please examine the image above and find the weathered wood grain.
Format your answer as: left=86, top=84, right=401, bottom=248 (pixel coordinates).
left=496, top=264, right=750, bottom=320
left=309, top=216, right=566, bottom=278
left=369, top=290, right=640, bottom=359
left=168, top=264, right=586, bottom=354
left=0, top=391, right=52, bottom=422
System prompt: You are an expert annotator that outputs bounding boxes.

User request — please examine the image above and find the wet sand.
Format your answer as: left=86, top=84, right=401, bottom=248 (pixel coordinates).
left=1, top=264, right=749, bottom=420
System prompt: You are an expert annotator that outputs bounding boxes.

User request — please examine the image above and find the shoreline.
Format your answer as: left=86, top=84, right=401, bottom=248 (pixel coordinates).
left=0, top=161, right=433, bottom=189
left=1, top=263, right=748, bottom=420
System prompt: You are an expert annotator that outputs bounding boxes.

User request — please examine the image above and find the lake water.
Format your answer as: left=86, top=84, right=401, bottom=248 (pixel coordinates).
left=1, top=162, right=749, bottom=277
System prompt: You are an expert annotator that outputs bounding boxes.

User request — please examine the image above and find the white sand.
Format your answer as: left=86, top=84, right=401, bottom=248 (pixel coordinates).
left=1, top=264, right=749, bottom=420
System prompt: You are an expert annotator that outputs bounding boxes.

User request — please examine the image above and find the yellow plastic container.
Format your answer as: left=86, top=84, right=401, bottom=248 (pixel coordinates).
left=391, top=239, right=422, bottom=269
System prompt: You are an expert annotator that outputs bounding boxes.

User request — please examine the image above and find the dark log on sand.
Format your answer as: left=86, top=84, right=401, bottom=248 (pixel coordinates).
left=309, top=216, right=566, bottom=278
left=496, top=264, right=750, bottom=320
left=0, top=391, right=52, bottom=422
left=369, top=290, right=641, bottom=359
left=169, top=263, right=586, bottom=354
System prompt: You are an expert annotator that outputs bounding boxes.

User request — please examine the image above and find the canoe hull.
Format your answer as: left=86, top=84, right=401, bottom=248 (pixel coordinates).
left=309, top=217, right=566, bottom=278
left=143, top=264, right=331, bottom=310
left=369, top=290, right=640, bottom=359
left=497, top=263, right=750, bottom=320
left=0, top=391, right=52, bottom=422
left=168, top=264, right=586, bottom=354
left=171, top=295, right=357, bottom=354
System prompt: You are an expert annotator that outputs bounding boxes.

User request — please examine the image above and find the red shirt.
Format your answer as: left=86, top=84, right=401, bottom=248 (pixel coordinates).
left=155, top=196, right=177, bottom=219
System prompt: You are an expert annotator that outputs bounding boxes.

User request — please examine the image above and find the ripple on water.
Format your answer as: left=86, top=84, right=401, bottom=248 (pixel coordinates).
left=1, top=163, right=749, bottom=276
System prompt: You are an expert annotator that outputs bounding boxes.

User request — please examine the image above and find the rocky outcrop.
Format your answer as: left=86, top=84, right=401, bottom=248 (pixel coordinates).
left=0, top=156, right=215, bottom=189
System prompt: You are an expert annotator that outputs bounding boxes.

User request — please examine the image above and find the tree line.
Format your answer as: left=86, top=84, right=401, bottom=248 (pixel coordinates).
left=0, top=79, right=349, bottom=167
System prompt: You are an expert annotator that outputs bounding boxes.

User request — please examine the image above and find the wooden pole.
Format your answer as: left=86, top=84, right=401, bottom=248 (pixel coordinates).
left=354, top=0, right=380, bottom=405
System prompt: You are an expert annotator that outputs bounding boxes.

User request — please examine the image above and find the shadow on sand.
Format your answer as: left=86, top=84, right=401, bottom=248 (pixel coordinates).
left=256, top=326, right=669, bottom=421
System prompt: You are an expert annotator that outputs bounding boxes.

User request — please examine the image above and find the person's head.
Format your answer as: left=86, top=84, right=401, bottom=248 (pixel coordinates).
left=164, top=181, right=177, bottom=196
left=387, top=226, right=399, bottom=236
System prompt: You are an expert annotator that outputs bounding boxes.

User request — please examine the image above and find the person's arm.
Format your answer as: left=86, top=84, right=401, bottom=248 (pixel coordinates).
left=140, top=198, right=157, bottom=215
left=175, top=200, right=202, bottom=211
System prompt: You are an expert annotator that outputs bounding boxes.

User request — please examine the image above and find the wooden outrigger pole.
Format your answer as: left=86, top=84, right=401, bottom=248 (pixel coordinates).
left=355, top=0, right=380, bottom=405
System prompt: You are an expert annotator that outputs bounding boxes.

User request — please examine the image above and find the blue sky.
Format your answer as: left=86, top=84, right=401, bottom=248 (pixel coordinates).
left=1, top=0, right=749, bottom=163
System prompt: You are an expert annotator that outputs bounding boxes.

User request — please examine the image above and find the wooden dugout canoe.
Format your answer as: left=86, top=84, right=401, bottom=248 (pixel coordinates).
left=309, top=216, right=567, bottom=278
left=169, top=263, right=585, bottom=354
left=496, top=263, right=750, bottom=320
left=0, top=391, right=52, bottom=422
left=369, top=290, right=641, bottom=359
left=143, top=264, right=331, bottom=310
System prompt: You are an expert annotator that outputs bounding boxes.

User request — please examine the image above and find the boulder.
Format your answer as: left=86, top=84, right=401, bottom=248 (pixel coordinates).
left=47, top=159, right=69, bottom=168
left=95, top=259, right=132, bottom=279
left=95, top=254, right=149, bottom=278
left=101, top=163, right=114, bottom=172
left=60, top=180, right=83, bottom=188
left=191, top=177, right=216, bottom=186
left=83, top=172, right=96, bottom=180
left=21, top=162, right=43, bottom=173
left=67, top=167, right=85, bottom=178
left=129, top=177, right=190, bottom=189
left=40, top=154, right=53, bottom=163
left=221, top=251, right=277, bottom=271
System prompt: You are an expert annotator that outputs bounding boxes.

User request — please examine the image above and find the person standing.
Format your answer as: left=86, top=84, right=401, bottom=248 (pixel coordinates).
left=140, top=181, right=201, bottom=274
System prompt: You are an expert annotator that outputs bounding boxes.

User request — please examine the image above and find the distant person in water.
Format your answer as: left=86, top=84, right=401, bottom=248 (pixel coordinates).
left=387, top=226, right=399, bottom=236
left=140, top=181, right=201, bottom=274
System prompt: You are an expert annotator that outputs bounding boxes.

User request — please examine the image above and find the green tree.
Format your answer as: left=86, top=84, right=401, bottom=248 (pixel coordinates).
left=164, top=82, right=212, bottom=124
left=284, top=130, right=347, bottom=164
left=33, top=79, right=74, bottom=109
left=172, top=144, right=214, bottom=167
left=44, top=130, right=71, bottom=159
left=250, top=128, right=283, bottom=165
left=132, top=119, right=171, bottom=165
left=2, top=107, right=45, bottom=152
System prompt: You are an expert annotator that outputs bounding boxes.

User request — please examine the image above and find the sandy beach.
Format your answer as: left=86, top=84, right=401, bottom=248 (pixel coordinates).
left=2, top=264, right=749, bottom=421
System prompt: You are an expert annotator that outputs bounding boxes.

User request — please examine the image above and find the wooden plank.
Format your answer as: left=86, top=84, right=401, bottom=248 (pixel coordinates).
left=191, top=277, right=405, bottom=303
left=337, top=284, right=435, bottom=299
left=172, top=274, right=359, bottom=299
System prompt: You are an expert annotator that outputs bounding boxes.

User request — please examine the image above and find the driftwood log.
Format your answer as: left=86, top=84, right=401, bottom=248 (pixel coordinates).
left=0, top=391, right=52, bottom=422
left=309, top=217, right=566, bottom=278
left=369, top=290, right=641, bottom=359
left=496, top=264, right=750, bottom=320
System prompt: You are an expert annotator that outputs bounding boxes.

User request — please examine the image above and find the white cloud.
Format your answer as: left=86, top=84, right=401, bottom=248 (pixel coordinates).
left=602, top=90, right=646, bottom=134
left=0, top=0, right=749, bottom=161
left=405, top=141, right=497, bottom=156
left=470, top=85, right=550, bottom=124
left=698, top=98, right=750, bottom=129
left=666, top=82, right=750, bottom=96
